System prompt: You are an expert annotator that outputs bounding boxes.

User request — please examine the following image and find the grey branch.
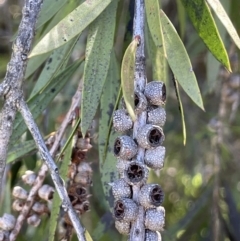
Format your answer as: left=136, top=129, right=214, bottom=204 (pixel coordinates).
left=0, top=0, right=43, bottom=194
left=130, top=0, right=146, bottom=241
left=17, top=98, right=86, bottom=241
left=10, top=81, right=83, bottom=240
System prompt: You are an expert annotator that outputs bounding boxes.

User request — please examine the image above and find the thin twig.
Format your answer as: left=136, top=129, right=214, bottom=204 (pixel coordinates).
left=10, top=81, right=83, bottom=240
left=0, top=0, right=43, bottom=194
left=15, top=97, right=86, bottom=241
left=130, top=0, right=146, bottom=240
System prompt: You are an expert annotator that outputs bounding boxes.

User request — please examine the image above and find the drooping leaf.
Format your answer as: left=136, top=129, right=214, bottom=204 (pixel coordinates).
left=10, top=59, right=83, bottom=144
left=173, top=78, right=187, bottom=145
left=30, top=36, right=79, bottom=98
left=99, top=52, right=120, bottom=169
left=101, top=128, right=119, bottom=208
left=29, top=0, right=113, bottom=57
left=145, top=0, right=166, bottom=56
left=206, top=0, right=240, bottom=50
left=145, top=19, right=167, bottom=82
left=7, top=140, right=36, bottom=163
left=48, top=130, right=73, bottom=241
left=160, top=10, right=204, bottom=110
left=121, top=37, right=139, bottom=121
left=145, top=0, right=166, bottom=81
left=36, top=0, right=68, bottom=29
left=81, top=1, right=118, bottom=136
left=180, top=0, right=231, bottom=71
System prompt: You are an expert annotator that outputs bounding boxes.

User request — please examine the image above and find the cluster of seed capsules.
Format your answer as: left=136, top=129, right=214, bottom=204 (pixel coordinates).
left=0, top=171, right=53, bottom=240
left=111, top=81, right=166, bottom=239
left=0, top=130, right=92, bottom=241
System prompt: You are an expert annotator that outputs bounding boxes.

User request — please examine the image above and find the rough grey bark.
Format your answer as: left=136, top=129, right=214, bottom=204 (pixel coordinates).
left=129, top=0, right=146, bottom=240
left=0, top=0, right=43, bottom=194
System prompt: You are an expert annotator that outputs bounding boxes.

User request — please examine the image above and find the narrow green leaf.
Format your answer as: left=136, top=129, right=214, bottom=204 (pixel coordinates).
left=99, top=52, right=120, bottom=169
left=173, top=79, right=186, bottom=145
left=145, top=0, right=166, bottom=56
left=48, top=132, right=73, bottom=241
left=10, top=59, right=83, bottom=144
left=180, top=0, right=231, bottom=71
left=25, top=53, right=50, bottom=79
left=121, top=37, right=139, bottom=121
left=81, top=1, right=118, bottom=136
left=30, top=36, right=79, bottom=98
left=36, top=0, right=68, bottom=29
left=29, top=0, right=112, bottom=57
left=85, top=230, right=93, bottom=241
left=206, top=0, right=240, bottom=50
left=160, top=10, right=204, bottom=110
left=101, top=129, right=119, bottom=208
left=145, top=19, right=167, bottom=81
left=145, top=0, right=166, bottom=81
left=7, top=140, right=36, bottom=163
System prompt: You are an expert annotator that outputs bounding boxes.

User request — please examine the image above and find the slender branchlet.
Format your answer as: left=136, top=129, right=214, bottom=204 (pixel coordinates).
left=9, top=82, right=84, bottom=241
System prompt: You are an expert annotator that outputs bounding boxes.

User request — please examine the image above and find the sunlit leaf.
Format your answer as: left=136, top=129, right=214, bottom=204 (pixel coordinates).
left=48, top=131, right=73, bottom=241
left=180, top=0, right=231, bottom=71
left=206, top=0, right=240, bottom=50
left=29, top=0, right=112, bottom=57
left=81, top=1, right=118, bottom=136
left=36, top=0, right=68, bottom=29
left=99, top=52, right=120, bottom=169
left=30, top=36, right=79, bottom=98
left=85, top=230, right=93, bottom=241
left=160, top=10, right=204, bottom=110
left=121, top=37, right=139, bottom=121
left=173, top=78, right=187, bottom=145
left=10, top=59, right=83, bottom=144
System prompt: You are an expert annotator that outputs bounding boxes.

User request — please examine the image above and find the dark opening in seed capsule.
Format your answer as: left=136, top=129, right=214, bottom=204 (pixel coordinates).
left=126, top=163, right=144, bottom=183
left=150, top=186, right=164, bottom=206
left=149, top=129, right=162, bottom=146
left=135, top=93, right=140, bottom=107
left=162, top=83, right=166, bottom=102
left=76, top=187, right=86, bottom=196
left=114, top=201, right=125, bottom=219
left=114, top=139, right=121, bottom=155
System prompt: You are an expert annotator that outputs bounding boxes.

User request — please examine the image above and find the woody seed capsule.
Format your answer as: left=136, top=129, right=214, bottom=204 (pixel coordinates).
left=27, top=214, right=41, bottom=227
left=145, top=207, right=165, bottom=231
left=139, top=184, right=164, bottom=208
left=113, top=198, right=138, bottom=222
left=113, top=109, right=133, bottom=132
left=0, top=214, right=16, bottom=231
left=145, top=230, right=162, bottom=241
left=113, top=136, right=138, bottom=159
left=147, top=106, right=166, bottom=127
left=12, top=199, right=25, bottom=212
left=116, top=159, right=129, bottom=178
left=32, top=202, right=48, bottom=214
left=115, top=220, right=131, bottom=235
left=136, top=124, right=165, bottom=149
left=111, top=178, right=131, bottom=199
left=124, top=161, right=148, bottom=185
left=38, top=184, right=55, bottom=201
left=145, top=146, right=165, bottom=170
left=144, top=81, right=166, bottom=106
left=22, top=170, right=36, bottom=185
left=12, top=186, right=28, bottom=200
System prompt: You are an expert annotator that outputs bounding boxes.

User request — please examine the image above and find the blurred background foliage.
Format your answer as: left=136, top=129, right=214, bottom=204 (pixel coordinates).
left=0, top=0, right=240, bottom=241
